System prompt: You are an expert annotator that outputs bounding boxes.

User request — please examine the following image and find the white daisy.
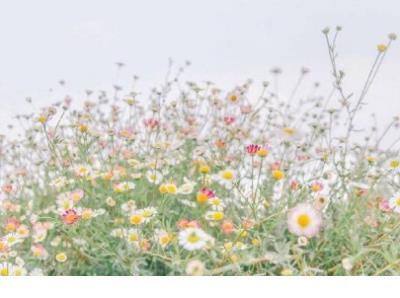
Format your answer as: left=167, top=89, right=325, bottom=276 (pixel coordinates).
left=287, top=203, right=322, bottom=238
left=178, top=227, right=212, bottom=251
left=389, top=193, right=400, bottom=213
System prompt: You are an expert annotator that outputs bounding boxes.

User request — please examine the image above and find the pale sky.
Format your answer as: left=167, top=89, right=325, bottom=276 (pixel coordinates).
left=0, top=0, right=399, bottom=136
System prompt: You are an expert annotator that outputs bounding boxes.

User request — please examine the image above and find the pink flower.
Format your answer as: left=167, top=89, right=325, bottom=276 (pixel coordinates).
left=246, top=144, right=261, bottom=155
left=199, top=187, right=216, bottom=199
left=144, top=118, right=160, bottom=129
left=379, top=199, right=392, bottom=213
left=223, top=116, right=235, bottom=125
left=240, top=105, right=252, bottom=114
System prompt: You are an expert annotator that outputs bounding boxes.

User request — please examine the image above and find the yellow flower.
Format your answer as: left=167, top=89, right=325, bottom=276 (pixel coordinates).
left=377, top=44, right=387, bottom=52
left=272, top=170, right=284, bottom=180
left=257, top=148, right=269, bottom=157
left=81, top=209, right=93, bottom=221
left=78, top=123, right=88, bottom=133
left=38, top=115, right=47, bottom=124
left=281, top=268, right=293, bottom=276
left=221, top=170, right=234, bottom=181
left=206, top=211, right=224, bottom=221
left=0, top=266, right=9, bottom=276
left=389, top=159, right=399, bottom=169
left=130, top=214, right=143, bottom=225
left=224, top=242, right=233, bottom=251
left=196, top=192, right=208, bottom=204
left=251, top=238, right=260, bottom=246
left=283, top=127, right=295, bottom=136
left=199, top=164, right=210, bottom=174
left=159, top=184, right=168, bottom=194
left=56, top=252, right=67, bottom=263
left=166, top=183, right=177, bottom=194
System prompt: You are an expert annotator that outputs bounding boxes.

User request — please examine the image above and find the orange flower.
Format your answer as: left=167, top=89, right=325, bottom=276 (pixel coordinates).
left=221, top=220, right=234, bottom=235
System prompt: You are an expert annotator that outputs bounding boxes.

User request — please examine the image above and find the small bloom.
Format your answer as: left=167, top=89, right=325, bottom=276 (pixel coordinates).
left=246, top=144, right=261, bottom=155
left=272, top=169, right=285, bottom=181
left=205, top=211, right=224, bottom=221
left=287, top=203, right=322, bottom=238
left=186, top=260, right=205, bottom=276
left=178, top=227, right=211, bottom=251
left=55, top=252, right=67, bottom=263
left=62, top=209, right=79, bottom=225
left=221, top=220, right=234, bottom=235
left=389, top=194, right=400, bottom=213
left=377, top=44, right=387, bottom=52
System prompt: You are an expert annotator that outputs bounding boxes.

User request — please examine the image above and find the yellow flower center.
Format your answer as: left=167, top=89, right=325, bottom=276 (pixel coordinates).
left=297, top=214, right=311, bottom=228
left=7, top=235, right=17, bottom=244
left=395, top=197, right=400, bottom=207
left=222, top=170, right=234, bottom=180
left=5, top=223, right=15, bottom=232
left=166, top=184, right=177, bottom=194
left=14, top=268, right=23, bottom=276
left=272, top=170, right=284, bottom=180
left=63, top=201, right=71, bottom=210
left=283, top=127, right=295, bottom=136
left=130, top=214, right=143, bottom=225
left=377, top=44, right=387, bottom=52
left=257, top=148, right=269, bottom=157
left=230, top=95, right=238, bottom=102
left=211, top=198, right=221, bottom=206
left=129, top=233, right=139, bottom=242
left=187, top=233, right=200, bottom=244
left=311, top=184, right=322, bottom=192
left=390, top=160, right=399, bottom=169
left=0, top=267, right=9, bottom=276
left=71, top=193, right=82, bottom=202
left=160, top=235, right=170, bottom=245
left=199, top=165, right=210, bottom=174
left=81, top=210, right=93, bottom=221
left=213, top=212, right=224, bottom=221
left=56, top=253, right=67, bottom=262
left=142, top=210, right=153, bottom=218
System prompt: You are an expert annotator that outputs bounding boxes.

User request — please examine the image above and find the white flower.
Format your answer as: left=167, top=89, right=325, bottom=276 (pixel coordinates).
left=125, top=228, right=140, bottom=247
left=178, top=178, right=196, bottom=194
left=110, top=228, right=126, bottom=239
left=146, top=170, right=163, bottom=184
left=186, top=260, right=205, bottom=276
left=139, top=207, right=157, bottom=223
left=389, top=193, right=400, bottom=213
left=56, top=193, right=74, bottom=213
left=178, top=227, right=212, bottom=251
left=215, top=169, right=235, bottom=188
left=208, top=196, right=225, bottom=211
left=29, top=268, right=44, bottom=276
left=113, top=181, right=135, bottom=193
left=287, top=203, right=322, bottom=238
left=3, top=233, right=22, bottom=247
left=156, top=229, right=172, bottom=248
left=11, top=264, right=27, bottom=276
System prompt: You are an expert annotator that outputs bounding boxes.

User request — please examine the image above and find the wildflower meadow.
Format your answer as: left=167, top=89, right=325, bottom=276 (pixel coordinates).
left=1, top=28, right=400, bottom=276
